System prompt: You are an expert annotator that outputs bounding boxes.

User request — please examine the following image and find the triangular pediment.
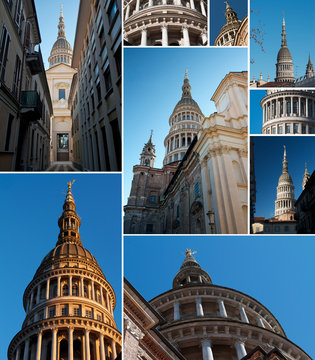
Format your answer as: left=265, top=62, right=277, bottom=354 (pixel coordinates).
left=46, top=63, right=76, bottom=74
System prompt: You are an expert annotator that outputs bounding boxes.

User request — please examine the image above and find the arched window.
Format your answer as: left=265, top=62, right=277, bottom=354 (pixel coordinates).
left=72, top=284, right=79, bottom=296
left=62, top=284, right=69, bottom=296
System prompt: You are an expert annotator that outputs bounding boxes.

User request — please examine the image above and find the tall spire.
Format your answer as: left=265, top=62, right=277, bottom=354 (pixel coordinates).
left=224, top=1, right=238, bottom=24
left=305, top=54, right=314, bottom=78
left=181, top=69, right=192, bottom=99
left=57, top=181, right=82, bottom=246
left=281, top=13, right=287, bottom=47
left=140, top=132, right=156, bottom=167
left=58, top=4, right=66, bottom=39
left=282, top=145, right=288, bottom=173
left=172, top=249, right=212, bottom=289
left=302, top=162, right=311, bottom=190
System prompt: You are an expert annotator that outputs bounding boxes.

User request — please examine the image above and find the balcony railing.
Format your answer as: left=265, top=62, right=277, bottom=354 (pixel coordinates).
left=25, top=46, right=44, bottom=75
left=20, top=91, right=43, bottom=121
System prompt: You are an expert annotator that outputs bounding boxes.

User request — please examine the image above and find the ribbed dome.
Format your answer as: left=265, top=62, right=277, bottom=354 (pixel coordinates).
left=278, top=172, right=293, bottom=184
left=51, top=38, right=72, bottom=52
left=277, top=47, right=292, bottom=62
left=175, top=97, right=199, bottom=107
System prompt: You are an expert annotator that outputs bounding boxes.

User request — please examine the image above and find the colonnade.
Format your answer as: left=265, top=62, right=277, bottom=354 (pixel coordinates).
left=275, top=199, right=294, bottom=211
left=27, top=275, right=112, bottom=314
left=124, top=0, right=207, bottom=20
left=13, top=328, right=119, bottom=360
left=170, top=111, right=202, bottom=125
left=172, top=298, right=267, bottom=329
left=166, top=132, right=194, bottom=153
left=216, top=29, right=237, bottom=46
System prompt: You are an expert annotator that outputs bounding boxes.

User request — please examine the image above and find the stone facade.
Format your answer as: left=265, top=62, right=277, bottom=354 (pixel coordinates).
left=261, top=90, right=315, bottom=134
left=0, top=0, right=53, bottom=171
left=124, top=0, right=207, bottom=46
left=72, top=0, right=122, bottom=171
left=46, top=6, right=76, bottom=164
left=7, top=182, right=122, bottom=360
left=124, top=249, right=311, bottom=360
left=124, top=71, right=248, bottom=234
left=214, top=1, right=247, bottom=46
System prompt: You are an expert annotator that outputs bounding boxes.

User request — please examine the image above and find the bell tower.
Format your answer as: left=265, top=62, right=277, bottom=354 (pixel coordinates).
left=140, top=131, right=156, bottom=167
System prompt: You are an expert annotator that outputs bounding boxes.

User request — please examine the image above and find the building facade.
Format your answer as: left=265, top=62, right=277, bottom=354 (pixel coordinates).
left=72, top=0, right=122, bottom=171
left=7, top=182, right=122, bottom=360
left=46, top=6, right=77, bottom=164
left=124, top=249, right=311, bottom=360
left=124, top=71, right=248, bottom=234
left=261, top=90, right=315, bottom=134
left=0, top=0, right=53, bottom=171
left=214, top=1, right=248, bottom=46
left=123, top=0, right=207, bottom=46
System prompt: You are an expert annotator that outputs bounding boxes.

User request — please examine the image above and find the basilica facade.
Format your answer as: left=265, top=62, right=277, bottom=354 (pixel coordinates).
left=7, top=183, right=121, bottom=360
left=124, top=249, right=311, bottom=360
left=124, top=70, right=248, bottom=234
left=46, top=6, right=76, bottom=164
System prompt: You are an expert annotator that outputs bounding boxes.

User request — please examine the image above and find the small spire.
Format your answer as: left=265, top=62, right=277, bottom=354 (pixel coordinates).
left=224, top=1, right=238, bottom=24
left=282, top=145, right=288, bottom=173
left=281, top=12, right=287, bottom=47
left=181, top=69, right=192, bottom=99
left=303, top=162, right=311, bottom=190
left=57, top=3, right=66, bottom=39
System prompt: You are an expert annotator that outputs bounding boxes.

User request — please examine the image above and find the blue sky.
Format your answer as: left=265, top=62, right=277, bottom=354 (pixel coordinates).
left=125, top=236, right=315, bottom=359
left=252, top=136, right=315, bottom=218
left=0, top=174, right=122, bottom=359
left=250, top=0, right=315, bottom=82
left=210, top=0, right=248, bottom=45
left=34, top=0, right=79, bottom=69
left=123, top=48, right=248, bottom=205
left=250, top=89, right=266, bottom=133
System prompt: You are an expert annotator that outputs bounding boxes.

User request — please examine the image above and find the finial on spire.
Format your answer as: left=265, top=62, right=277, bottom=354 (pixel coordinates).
left=185, top=249, right=196, bottom=256
left=67, top=180, right=75, bottom=190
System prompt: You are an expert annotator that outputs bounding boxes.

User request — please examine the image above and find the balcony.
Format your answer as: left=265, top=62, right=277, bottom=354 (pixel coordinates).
left=20, top=91, right=43, bottom=121
left=25, top=46, right=44, bottom=75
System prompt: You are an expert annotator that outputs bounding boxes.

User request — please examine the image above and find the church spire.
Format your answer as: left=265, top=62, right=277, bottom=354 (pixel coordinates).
left=181, top=69, right=192, bottom=99
left=57, top=181, right=82, bottom=246
left=282, top=145, right=288, bottom=173
left=224, top=1, right=238, bottom=24
left=305, top=54, right=314, bottom=78
left=57, top=4, right=66, bottom=39
left=172, top=249, right=212, bottom=289
left=140, top=131, right=156, bottom=167
left=302, top=162, right=311, bottom=190
left=281, top=13, right=287, bottom=47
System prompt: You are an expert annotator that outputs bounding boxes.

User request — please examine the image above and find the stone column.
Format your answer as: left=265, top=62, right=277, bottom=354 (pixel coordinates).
left=174, top=301, right=180, bottom=320
left=218, top=299, right=227, bottom=317
left=235, top=341, right=247, bottom=360
left=201, top=30, right=207, bottom=44
left=239, top=305, right=249, bottom=323
left=100, top=287, right=104, bottom=306
left=23, top=339, right=30, bottom=360
left=81, top=277, right=84, bottom=297
left=36, top=284, right=40, bottom=304
left=106, top=292, right=110, bottom=310
left=69, top=276, right=73, bottom=296
left=162, top=24, right=168, bottom=46
left=100, top=334, right=106, bottom=360
left=125, top=5, right=130, bottom=20
left=46, top=278, right=50, bottom=300
left=51, top=329, right=57, bottom=360
left=290, top=97, right=293, bottom=116
left=149, top=0, right=153, bottom=5
left=200, top=0, right=206, bottom=15
left=36, top=331, right=42, bottom=360
left=306, top=97, right=309, bottom=117
left=15, top=346, right=20, bottom=360
left=196, top=298, right=204, bottom=316
left=85, top=330, right=91, bottom=360
left=57, top=276, right=61, bottom=296
left=29, top=292, right=34, bottom=311
left=182, top=24, right=190, bottom=46
left=111, top=339, right=117, bottom=360
left=136, top=0, right=140, bottom=12
left=298, top=96, right=301, bottom=116
left=190, top=0, right=195, bottom=9
left=201, top=340, right=214, bottom=360
left=91, top=281, right=95, bottom=301
left=68, top=327, right=74, bottom=360
left=140, top=28, right=147, bottom=46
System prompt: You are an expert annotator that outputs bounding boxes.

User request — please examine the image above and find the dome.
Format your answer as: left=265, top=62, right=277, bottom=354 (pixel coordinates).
left=51, top=37, right=72, bottom=53
left=277, top=46, right=292, bottom=62
left=278, top=172, right=293, bottom=184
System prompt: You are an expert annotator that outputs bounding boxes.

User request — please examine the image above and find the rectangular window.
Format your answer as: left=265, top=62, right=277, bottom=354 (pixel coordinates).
left=97, top=314, right=102, bottom=321
left=149, top=195, right=156, bottom=203
left=59, top=89, right=66, bottom=100
left=108, top=0, right=118, bottom=24
left=12, top=54, right=21, bottom=96
left=49, top=306, right=56, bottom=318
left=104, top=67, right=112, bottom=92
left=73, top=307, right=80, bottom=316
left=61, top=306, right=68, bottom=316
left=0, top=26, right=11, bottom=81
left=302, top=125, right=306, bottom=134
left=293, top=124, right=298, bottom=134
left=96, top=82, right=102, bottom=103
left=278, top=126, right=283, bottom=134
left=15, top=0, right=23, bottom=28
left=114, top=45, right=121, bottom=76
left=86, top=310, right=92, bottom=318
left=194, top=182, right=200, bottom=198
left=285, top=124, right=290, bottom=134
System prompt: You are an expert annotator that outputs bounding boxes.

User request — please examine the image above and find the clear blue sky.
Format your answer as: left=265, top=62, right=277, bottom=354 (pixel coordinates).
left=210, top=0, right=247, bottom=45
left=125, top=236, right=315, bottom=359
left=0, top=174, right=122, bottom=359
left=250, top=0, right=315, bottom=82
left=123, top=48, right=248, bottom=205
left=250, top=89, right=266, bottom=133
left=34, top=0, right=79, bottom=69
left=252, top=136, right=315, bottom=218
